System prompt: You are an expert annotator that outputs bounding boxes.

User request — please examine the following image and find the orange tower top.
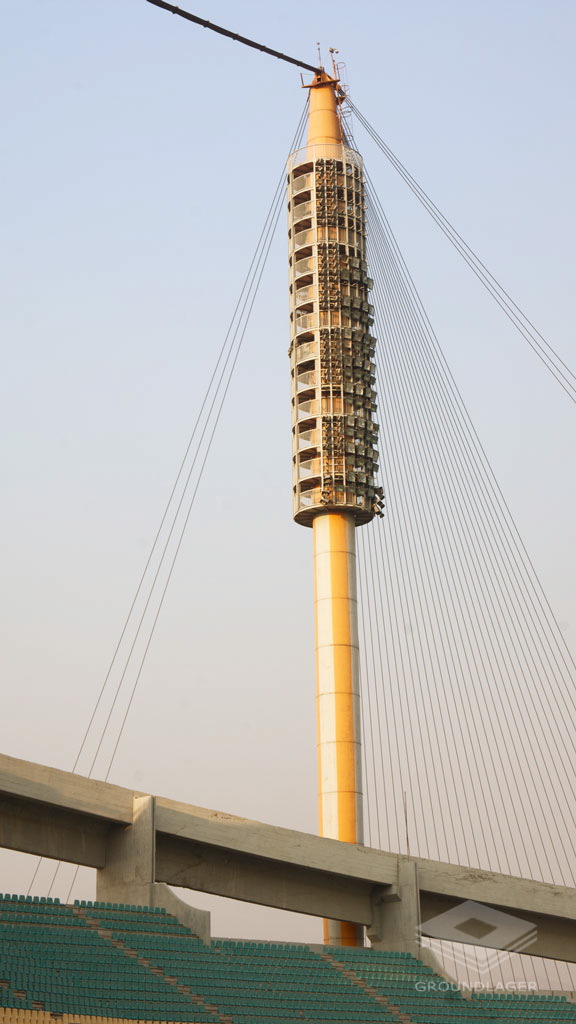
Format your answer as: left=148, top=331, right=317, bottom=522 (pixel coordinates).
left=304, top=71, right=344, bottom=146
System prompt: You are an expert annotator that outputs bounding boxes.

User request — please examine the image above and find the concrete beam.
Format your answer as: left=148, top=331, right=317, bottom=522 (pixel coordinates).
left=0, top=753, right=134, bottom=824
left=153, top=797, right=397, bottom=924
left=0, top=753, right=575, bottom=963
left=417, top=858, right=576, bottom=926
left=0, top=794, right=108, bottom=867
left=154, top=797, right=398, bottom=887
left=420, top=892, right=576, bottom=965
left=156, top=833, right=381, bottom=923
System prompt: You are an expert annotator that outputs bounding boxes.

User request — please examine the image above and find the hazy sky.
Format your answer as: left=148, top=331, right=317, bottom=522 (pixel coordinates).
left=1, top=0, right=575, bottom=947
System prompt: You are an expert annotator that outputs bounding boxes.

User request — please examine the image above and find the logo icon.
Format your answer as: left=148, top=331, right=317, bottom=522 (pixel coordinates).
left=419, top=899, right=537, bottom=975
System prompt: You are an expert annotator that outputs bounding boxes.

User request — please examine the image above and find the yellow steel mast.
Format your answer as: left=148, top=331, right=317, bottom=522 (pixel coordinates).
left=287, top=71, right=382, bottom=946
left=145, top=0, right=383, bottom=948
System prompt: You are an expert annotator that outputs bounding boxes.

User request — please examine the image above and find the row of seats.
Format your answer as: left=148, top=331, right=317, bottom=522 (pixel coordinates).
left=75, top=901, right=167, bottom=913
left=0, top=894, right=61, bottom=905
left=0, top=1013, right=195, bottom=1024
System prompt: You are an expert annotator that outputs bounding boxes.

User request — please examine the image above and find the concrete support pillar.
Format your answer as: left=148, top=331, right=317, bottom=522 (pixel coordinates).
left=368, top=858, right=421, bottom=957
left=96, top=794, right=211, bottom=944
left=97, top=794, right=156, bottom=907
left=152, top=882, right=211, bottom=946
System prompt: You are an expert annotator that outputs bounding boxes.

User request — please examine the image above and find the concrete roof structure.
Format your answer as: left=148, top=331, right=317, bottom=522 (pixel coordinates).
left=1, top=752, right=575, bottom=963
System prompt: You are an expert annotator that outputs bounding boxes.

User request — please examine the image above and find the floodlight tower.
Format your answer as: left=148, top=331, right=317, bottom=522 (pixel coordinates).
left=287, top=70, right=382, bottom=947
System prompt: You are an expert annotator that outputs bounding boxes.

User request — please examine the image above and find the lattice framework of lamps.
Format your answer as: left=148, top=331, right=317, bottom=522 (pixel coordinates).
left=288, top=144, right=383, bottom=526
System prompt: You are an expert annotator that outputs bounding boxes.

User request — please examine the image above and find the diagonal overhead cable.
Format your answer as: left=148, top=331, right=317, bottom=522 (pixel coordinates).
left=347, top=99, right=576, bottom=404
left=145, top=0, right=322, bottom=74
left=26, top=102, right=309, bottom=903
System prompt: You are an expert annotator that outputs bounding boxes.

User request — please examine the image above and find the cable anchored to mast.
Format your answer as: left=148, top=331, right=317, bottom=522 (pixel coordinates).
left=145, top=0, right=322, bottom=74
